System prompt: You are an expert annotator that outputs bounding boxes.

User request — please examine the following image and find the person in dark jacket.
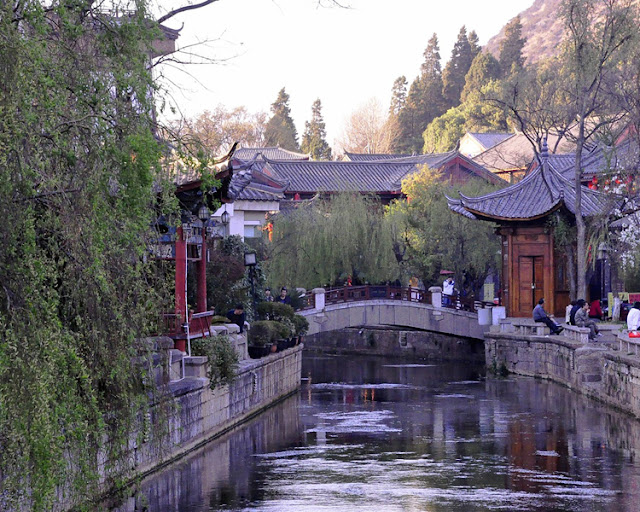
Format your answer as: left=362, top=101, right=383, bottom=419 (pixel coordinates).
left=570, top=299, right=584, bottom=326
left=276, top=287, right=291, bottom=305
left=226, top=304, right=246, bottom=333
left=533, top=298, right=564, bottom=335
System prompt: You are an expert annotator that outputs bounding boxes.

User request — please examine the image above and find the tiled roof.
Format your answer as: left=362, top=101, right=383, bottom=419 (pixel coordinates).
left=447, top=159, right=616, bottom=221
left=473, top=132, right=576, bottom=172
left=261, top=159, right=416, bottom=193
left=343, top=152, right=413, bottom=162
left=556, top=139, right=640, bottom=180
left=233, top=146, right=309, bottom=161
left=468, top=132, right=514, bottom=150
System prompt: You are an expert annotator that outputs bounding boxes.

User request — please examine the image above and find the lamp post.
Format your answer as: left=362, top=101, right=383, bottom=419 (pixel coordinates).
left=244, top=251, right=257, bottom=320
left=220, top=207, right=230, bottom=236
left=597, top=243, right=608, bottom=304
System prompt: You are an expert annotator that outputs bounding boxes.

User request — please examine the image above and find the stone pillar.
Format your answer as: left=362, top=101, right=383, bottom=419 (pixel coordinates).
left=492, top=306, right=506, bottom=325
left=478, top=308, right=491, bottom=325
left=429, top=286, right=442, bottom=308
left=312, top=288, right=326, bottom=311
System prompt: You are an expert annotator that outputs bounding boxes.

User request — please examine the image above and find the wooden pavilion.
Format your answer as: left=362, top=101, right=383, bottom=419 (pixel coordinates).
left=447, top=143, right=618, bottom=318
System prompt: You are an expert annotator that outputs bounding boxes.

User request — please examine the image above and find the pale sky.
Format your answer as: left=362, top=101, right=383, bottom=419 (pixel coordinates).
left=154, top=0, right=533, bottom=150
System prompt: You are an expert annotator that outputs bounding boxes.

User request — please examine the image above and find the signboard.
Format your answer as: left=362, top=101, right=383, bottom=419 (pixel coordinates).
left=149, top=243, right=175, bottom=260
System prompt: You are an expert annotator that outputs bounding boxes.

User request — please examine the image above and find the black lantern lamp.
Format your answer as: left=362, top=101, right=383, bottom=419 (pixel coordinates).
left=220, top=208, right=230, bottom=226
left=197, top=204, right=210, bottom=223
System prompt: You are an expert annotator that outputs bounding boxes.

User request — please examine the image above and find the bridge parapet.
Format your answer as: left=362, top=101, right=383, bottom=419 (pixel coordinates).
left=299, top=298, right=488, bottom=340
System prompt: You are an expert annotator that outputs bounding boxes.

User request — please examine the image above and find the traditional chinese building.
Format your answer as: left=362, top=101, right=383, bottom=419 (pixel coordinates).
left=448, top=143, right=617, bottom=318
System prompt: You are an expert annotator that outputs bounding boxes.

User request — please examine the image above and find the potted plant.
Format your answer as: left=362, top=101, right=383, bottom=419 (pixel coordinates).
left=247, top=320, right=277, bottom=358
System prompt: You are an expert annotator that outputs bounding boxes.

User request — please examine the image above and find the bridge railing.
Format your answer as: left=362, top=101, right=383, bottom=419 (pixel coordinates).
left=299, top=285, right=495, bottom=313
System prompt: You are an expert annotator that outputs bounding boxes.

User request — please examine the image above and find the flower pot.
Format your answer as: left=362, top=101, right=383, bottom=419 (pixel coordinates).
left=248, top=345, right=271, bottom=359
left=271, top=342, right=278, bottom=353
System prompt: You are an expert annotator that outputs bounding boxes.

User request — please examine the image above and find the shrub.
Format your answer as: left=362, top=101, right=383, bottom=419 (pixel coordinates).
left=256, top=301, right=295, bottom=321
left=190, top=335, right=239, bottom=389
left=292, top=314, right=309, bottom=336
left=247, top=321, right=276, bottom=346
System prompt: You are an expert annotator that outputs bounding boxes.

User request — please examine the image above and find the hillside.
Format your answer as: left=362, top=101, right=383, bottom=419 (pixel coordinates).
left=485, top=0, right=565, bottom=64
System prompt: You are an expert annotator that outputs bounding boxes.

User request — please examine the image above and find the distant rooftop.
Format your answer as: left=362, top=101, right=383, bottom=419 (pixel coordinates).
left=233, top=146, right=310, bottom=162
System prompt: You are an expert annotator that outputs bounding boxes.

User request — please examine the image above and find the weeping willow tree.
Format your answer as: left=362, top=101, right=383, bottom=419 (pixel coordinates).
left=266, top=194, right=400, bottom=289
left=0, top=2, right=179, bottom=510
left=389, top=166, right=502, bottom=295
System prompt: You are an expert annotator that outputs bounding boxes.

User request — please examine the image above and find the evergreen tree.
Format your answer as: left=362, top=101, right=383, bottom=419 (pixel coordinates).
left=301, top=98, right=332, bottom=160
left=264, top=87, right=299, bottom=151
left=499, top=16, right=526, bottom=76
left=396, top=34, right=446, bottom=153
left=468, top=30, right=482, bottom=59
left=389, top=76, right=408, bottom=116
left=442, top=26, right=475, bottom=108
left=461, top=51, right=502, bottom=102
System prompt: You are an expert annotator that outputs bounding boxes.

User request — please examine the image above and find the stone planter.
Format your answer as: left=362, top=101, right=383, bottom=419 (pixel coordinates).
left=248, top=345, right=272, bottom=359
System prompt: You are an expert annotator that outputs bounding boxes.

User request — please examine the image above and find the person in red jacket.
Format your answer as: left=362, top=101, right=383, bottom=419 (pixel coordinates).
left=589, top=299, right=603, bottom=320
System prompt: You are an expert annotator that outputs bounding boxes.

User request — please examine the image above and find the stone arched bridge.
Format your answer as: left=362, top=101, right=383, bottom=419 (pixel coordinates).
left=297, top=286, right=502, bottom=341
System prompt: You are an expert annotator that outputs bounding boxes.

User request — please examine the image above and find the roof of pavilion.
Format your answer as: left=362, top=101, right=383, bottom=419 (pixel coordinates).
left=447, top=153, right=617, bottom=222
left=231, top=164, right=287, bottom=202
left=343, top=152, right=413, bottom=162
left=466, top=132, right=514, bottom=150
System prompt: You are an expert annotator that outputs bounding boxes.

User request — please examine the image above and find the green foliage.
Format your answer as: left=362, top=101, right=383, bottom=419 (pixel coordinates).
left=201, top=235, right=264, bottom=319
left=499, top=16, right=526, bottom=76
left=395, top=34, right=446, bottom=153
left=461, top=51, right=502, bottom=102
left=442, top=26, right=476, bottom=108
left=190, top=335, right=239, bottom=389
left=247, top=320, right=291, bottom=345
left=264, top=87, right=299, bottom=151
left=301, top=99, right=332, bottom=160
left=390, top=166, right=502, bottom=294
left=255, top=302, right=308, bottom=335
left=0, top=2, right=174, bottom=509
left=266, top=194, right=400, bottom=289
left=423, top=81, right=509, bottom=153
left=292, top=314, right=309, bottom=336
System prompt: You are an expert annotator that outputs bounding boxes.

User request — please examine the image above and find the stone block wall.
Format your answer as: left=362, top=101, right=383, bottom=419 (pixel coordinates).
left=485, top=332, right=640, bottom=419
left=132, top=345, right=303, bottom=478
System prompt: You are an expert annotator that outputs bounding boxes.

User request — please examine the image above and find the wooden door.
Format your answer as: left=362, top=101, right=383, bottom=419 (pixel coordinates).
left=517, top=256, right=544, bottom=316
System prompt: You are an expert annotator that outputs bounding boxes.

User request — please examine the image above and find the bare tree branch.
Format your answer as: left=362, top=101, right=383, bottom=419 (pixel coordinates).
left=158, top=0, right=221, bottom=24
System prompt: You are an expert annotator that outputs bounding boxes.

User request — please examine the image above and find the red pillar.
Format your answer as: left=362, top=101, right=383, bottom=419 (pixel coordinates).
left=175, top=226, right=187, bottom=322
left=196, top=231, right=207, bottom=313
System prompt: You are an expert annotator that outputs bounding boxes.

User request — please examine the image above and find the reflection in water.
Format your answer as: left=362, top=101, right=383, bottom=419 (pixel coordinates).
left=113, top=353, right=640, bottom=511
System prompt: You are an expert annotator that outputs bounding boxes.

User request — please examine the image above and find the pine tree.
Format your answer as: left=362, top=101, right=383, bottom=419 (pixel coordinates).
left=499, top=16, right=526, bottom=76
left=468, top=30, right=481, bottom=59
left=461, top=51, right=502, bottom=102
left=389, top=76, right=408, bottom=116
left=301, top=98, right=332, bottom=160
left=395, top=34, right=446, bottom=153
left=442, top=26, right=475, bottom=108
left=264, top=87, right=299, bottom=151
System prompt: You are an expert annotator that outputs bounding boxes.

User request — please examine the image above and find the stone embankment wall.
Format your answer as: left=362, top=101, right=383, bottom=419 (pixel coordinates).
left=485, top=332, right=640, bottom=419
left=133, top=345, right=303, bottom=479
left=305, top=328, right=485, bottom=363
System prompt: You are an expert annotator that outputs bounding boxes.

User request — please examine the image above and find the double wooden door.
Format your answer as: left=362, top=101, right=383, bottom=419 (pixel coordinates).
left=517, top=256, right=544, bottom=316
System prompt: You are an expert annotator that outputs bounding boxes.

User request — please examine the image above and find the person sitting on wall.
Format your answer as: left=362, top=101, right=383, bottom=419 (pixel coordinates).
left=533, top=298, right=564, bottom=335
left=574, top=300, right=601, bottom=341
left=569, top=299, right=584, bottom=326
left=565, top=300, right=576, bottom=324
left=277, top=286, right=291, bottom=305
left=627, top=301, right=640, bottom=331
left=589, top=298, right=603, bottom=321
left=226, top=304, right=246, bottom=333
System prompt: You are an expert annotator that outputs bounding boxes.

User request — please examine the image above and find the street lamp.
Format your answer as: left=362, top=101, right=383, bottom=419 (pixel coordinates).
left=244, top=251, right=257, bottom=320
left=220, top=208, right=230, bottom=226
left=598, top=243, right=609, bottom=303
left=197, top=204, right=210, bottom=223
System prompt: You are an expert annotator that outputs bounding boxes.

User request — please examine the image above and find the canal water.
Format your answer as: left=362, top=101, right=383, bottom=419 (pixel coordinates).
left=116, top=353, right=640, bottom=511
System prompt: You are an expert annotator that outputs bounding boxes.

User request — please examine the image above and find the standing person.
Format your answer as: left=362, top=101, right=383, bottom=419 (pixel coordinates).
left=575, top=300, right=600, bottom=341
left=627, top=301, right=640, bottom=331
left=277, top=286, right=291, bottom=305
left=442, top=276, right=455, bottom=306
left=226, top=304, right=246, bottom=333
left=264, top=287, right=274, bottom=302
left=533, top=298, right=564, bottom=335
